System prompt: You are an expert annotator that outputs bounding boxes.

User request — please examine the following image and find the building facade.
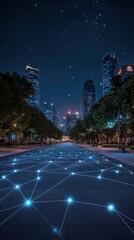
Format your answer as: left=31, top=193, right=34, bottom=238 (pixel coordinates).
left=66, top=111, right=80, bottom=134
left=44, top=102, right=59, bottom=128
left=25, top=65, right=39, bottom=107
left=82, top=79, right=95, bottom=119
left=102, top=53, right=117, bottom=95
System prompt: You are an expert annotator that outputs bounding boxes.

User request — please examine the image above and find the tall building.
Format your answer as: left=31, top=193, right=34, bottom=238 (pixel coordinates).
left=25, top=65, right=39, bottom=107
left=102, top=53, right=117, bottom=95
left=82, top=79, right=95, bottom=119
left=44, top=102, right=59, bottom=128
left=66, top=111, right=80, bottom=134
left=117, top=64, right=134, bottom=78
left=60, top=117, right=66, bottom=133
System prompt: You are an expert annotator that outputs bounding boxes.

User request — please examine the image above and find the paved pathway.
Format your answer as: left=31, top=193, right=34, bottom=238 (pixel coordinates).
left=0, top=142, right=134, bottom=240
left=80, top=144, right=134, bottom=166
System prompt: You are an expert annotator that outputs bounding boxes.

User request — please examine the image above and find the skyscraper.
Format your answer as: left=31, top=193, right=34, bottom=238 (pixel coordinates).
left=102, top=53, right=117, bottom=95
left=25, top=65, right=39, bottom=107
left=66, top=111, right=80, bottom=134
left=44, top=102, right=59, bottom=128
left=82, top=79, right=95, bottom=119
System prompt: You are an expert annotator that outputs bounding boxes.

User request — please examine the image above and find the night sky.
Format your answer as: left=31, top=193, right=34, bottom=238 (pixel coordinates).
left=0, top=0, right=134, bottom=122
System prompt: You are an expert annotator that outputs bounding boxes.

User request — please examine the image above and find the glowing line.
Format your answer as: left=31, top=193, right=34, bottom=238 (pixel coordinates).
left=74, top=200, right=106, bottom=208
left=60, top=204, right=70, bottom=233
left=33, top=205, right=54, bottom=228
left=30, top=180, right=39, bottom=198
left=116, top=210, right=134, bottom=223
left=0, top=204, right=23, bottom=213
left=0, top=206, right=24, bottom=225
left=33, top=175, right=70, bottom=201
left=34, top=200, right=65, bottom=204
left=21, top=179, right=37, bottom=186
left=0, top=187, right=14, bottom=192
left=6, top=178, right=26, bottom=200
left=114, top=210, right=134, bottom=234
left=0, top=189, right=14, bottom=202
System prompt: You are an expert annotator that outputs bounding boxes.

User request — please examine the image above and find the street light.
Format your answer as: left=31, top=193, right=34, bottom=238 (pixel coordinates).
left=13, top=123, right=17, bottom=146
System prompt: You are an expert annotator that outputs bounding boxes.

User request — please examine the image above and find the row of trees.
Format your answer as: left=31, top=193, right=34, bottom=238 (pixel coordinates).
left=70, top=75, right=134, bottom=146
left=0, top=72, right=62, bottom=145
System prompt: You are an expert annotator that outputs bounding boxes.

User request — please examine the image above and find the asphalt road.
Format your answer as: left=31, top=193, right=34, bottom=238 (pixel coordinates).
left=0, top=142, right=134, bottom=240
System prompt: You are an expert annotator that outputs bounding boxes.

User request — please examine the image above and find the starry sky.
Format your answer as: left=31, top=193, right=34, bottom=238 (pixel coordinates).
left=0, top=0, right=134, bottom=122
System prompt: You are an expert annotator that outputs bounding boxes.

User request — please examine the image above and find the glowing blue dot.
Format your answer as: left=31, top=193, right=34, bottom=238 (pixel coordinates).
left=53, top=227, right=58, bottom=233
left=14, top=169, right=17, bottom=173
left=24, top=199, right=32, bottom=207
left=12, top=163, right=15, bottom=165
left=107, top=204, right=115, bottom=212
left=37, top=176, right=40, bottom=180
left=37, top=170, right=40, bottom=173
left=2, top=175, right=6, bottom=179
left=79, top=160, right=82, bottom=163
left=130, top=171, right=133, bottom=175
left=49, top=161, right=52, bottom=163
left=67, top=197, right=73, bottom=204
left=15, top=185, right=20, bottom=189
left=14, top=159, right=17, bottom=162
left=71, top=172, right=75, bottom=175
left=89, top=156, right=92, bottom=159
left=98, top=175, right=101, bottom=179
left=101, top=169, right=104, bottom=172
left=115, top=170, right=119, bottom=174
left=119, top=164, right=122, bottom=167
left=64, top=168, right=67, bottom=170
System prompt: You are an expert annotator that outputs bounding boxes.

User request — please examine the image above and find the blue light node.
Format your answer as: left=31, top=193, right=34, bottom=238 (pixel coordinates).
left=89, top=156, right=92, bottom=159
left=78, top=160, right=82, bottom=163
left=13, top=158, right=17, bottom=162
left=53, top=227, right=58, bottom=233
left=115, top=170, right=119, bottom=174
left=15, top=185, right=20, bottom=189
left=12, top=163, right=15, bottom=165
left=49, top=161, right=52, bottom=163
left=98, top=175, right=101, bottom=179
left=14, top=169, right=17, bottom=173
left=37, top=170, right=41, bottom=173
left=71, top=172, right=75, bottom=175
left=37, top=176, right=40, bottom=180
left=2, top=175, right=6, bottom=179
left=64, top=168, right=67, bottom=170
left=130, top=171, right=133, bottom=175
left=101, top=169, right=104, bottom=172
left=24, top=199, right=32, bottom=207
left=67, top=197, right=73, bottom=204
left=107, top=204, right=115, bottom=212
left=119, top=164, right=122, bottom=167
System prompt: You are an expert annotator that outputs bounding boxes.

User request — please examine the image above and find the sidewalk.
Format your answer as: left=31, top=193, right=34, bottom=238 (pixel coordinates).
left=0, top=145, right=43, bottom=158
left=79, top=144, right=134, bottom=167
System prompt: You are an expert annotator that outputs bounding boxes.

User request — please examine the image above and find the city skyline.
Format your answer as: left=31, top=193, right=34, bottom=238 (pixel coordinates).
left=0, top=0, right=134, bottom=120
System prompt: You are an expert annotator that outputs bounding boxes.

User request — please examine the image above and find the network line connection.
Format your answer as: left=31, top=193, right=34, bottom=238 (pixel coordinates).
left=0, top=142, right=134, bottom=239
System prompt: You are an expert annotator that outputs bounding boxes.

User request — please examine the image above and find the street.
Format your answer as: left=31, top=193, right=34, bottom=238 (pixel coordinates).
left=0, top=142, right=134, bottom=240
